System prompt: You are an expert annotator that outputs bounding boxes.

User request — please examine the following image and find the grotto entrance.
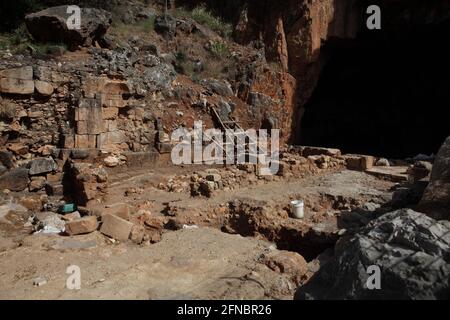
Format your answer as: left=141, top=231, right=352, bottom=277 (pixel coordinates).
left=298, top=21, right=450, bottom=159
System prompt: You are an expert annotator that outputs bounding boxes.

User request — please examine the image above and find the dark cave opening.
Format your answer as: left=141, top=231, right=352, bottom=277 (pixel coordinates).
left=299, top=21, right=450, bottom=159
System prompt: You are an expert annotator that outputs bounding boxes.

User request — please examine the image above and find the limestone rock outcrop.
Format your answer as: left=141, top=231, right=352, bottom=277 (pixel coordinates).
left=418, top=136, right=450, bottom=220
left=233, top=0, right=359, bottom=106
left=295, top=209, right=450, bottom=300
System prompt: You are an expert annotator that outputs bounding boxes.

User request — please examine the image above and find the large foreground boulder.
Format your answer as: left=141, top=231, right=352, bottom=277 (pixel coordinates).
left=418, top=136, right=450, bottom=220
left=25, top=6, right=112, bottom=49
left=295, top=209, right=450, bottom=300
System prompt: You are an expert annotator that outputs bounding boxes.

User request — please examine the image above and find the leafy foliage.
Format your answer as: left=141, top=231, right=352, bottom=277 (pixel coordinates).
left=210, top=41, right=228, bottom=59
left=175, top=5, right=232, bottom=38
left=192, top=5, right=232, bottom=37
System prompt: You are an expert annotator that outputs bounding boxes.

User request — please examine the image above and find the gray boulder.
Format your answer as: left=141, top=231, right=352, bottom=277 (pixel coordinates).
left=142, top=63, right=176, bottom=92
left=418, top=136, right=450, bottom=220
left=28, top=158, right=58, bottom=176
left=295, top=209, right=450, bottom=300
left=202, top=79, right=234, bottom=97
left=25, top=6, right=112, bottom=49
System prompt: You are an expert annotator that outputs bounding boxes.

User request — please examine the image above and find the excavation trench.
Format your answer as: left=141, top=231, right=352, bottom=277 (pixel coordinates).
left=217, top=196, right=354, bottom=262
left=227, top=223, right=339, bottom=263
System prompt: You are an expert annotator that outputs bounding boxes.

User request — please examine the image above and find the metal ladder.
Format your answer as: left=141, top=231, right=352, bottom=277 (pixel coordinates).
left=208, top=106, right=268, bottom=162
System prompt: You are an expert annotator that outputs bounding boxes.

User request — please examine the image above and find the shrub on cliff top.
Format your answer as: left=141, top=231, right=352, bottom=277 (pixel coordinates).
left=191, top=5, right=232, bottom=37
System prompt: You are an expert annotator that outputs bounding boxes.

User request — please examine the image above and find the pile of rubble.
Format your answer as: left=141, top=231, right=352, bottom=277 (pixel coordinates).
left=0, top=153, right=63, bottom=194
left=190, top=169, right=226, bottom=197
left=69, top=161, right=109, bottom=206
left=13, top=198, right=165, bottom=246
left=153, top=145, right=436, bottom=199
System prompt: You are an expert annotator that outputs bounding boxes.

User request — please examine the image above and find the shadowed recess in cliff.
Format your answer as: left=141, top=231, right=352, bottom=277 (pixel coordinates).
left=298, top=20, right=450, bottom=158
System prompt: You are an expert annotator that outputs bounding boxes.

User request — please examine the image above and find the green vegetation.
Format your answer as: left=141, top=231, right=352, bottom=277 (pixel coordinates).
left=210, top=41, right=229, bottom=59
left=0, top=23, right=67, bottom=55
left=0, top=24, right=31, bottom=52
left=175, top=5, right=233, bottom=38
left=178, top=61, right=195, bottom=77
left=138, top=16, right=155, bottom=33
left=110, top=9, right=155, bottom=37
left=191, top=73, right=201, bottom=84
left=175, top=50, right=188, bottom=63
left=174, top=49, right=194, bottom=76
left=30, top=42, right=68, bottom=55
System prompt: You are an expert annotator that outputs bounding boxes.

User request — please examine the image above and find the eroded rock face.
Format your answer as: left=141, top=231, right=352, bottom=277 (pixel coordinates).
left=25, top=6, right=112, bottom=48
left=234, top=0, right=360, bottom=106
left=235, top=60, right=297, bottom=144
left=233, top=0, right=450, bottom=101
left=418, top=136, right=450, bottom=220
left=295, top=209, right=450, bottom=300
left=218, top=0, right=450, bottom=147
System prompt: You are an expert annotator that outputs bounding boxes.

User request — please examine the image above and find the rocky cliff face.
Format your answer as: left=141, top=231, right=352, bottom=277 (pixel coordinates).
left=233, top=0, right=449, bottom=99
left=228, top=0, right=450, bottom=151
left=235, top=0, right=358, bottom=100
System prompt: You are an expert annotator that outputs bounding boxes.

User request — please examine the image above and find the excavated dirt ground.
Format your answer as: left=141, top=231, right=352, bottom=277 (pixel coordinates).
left=0, top=164, right=397, bottom=299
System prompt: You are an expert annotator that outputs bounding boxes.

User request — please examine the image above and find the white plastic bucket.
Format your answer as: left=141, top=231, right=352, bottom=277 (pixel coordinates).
left=290, top=200, right=305, bottom=219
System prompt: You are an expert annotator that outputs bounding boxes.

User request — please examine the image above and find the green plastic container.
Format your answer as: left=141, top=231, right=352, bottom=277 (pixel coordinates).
left=60, top=203, right=77, bottom=214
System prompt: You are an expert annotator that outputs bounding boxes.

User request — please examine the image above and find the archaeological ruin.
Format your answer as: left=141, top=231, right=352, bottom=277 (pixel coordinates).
left=0, top=0, right=448, bottom=303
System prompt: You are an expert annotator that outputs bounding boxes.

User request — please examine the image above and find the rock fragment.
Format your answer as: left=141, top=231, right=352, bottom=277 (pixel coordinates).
left=65, top=216, right=99, bottom=235
left=100, top=214, right=133, bottom=241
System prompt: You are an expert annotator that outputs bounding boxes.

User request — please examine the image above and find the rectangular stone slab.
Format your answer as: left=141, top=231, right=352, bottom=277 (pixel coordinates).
left=100, top=214, right=133, bottom=241
left=76, top=98, right=104, bottom=135
left=0, top=78, right=35, bottom=95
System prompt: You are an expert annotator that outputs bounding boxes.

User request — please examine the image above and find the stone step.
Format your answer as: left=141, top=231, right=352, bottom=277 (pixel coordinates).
left=365, top=166, right=409, bottom=182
